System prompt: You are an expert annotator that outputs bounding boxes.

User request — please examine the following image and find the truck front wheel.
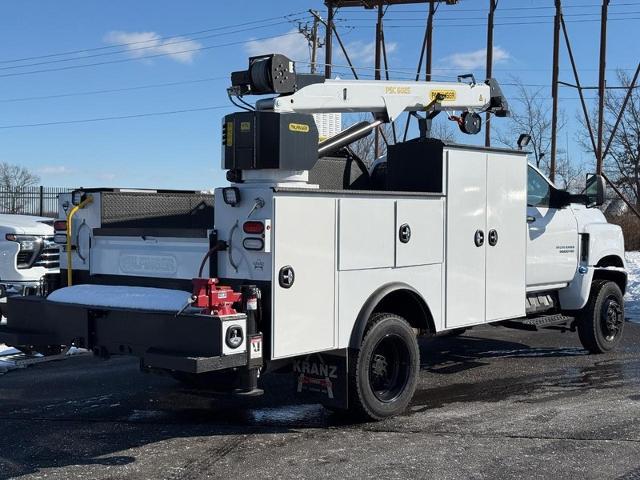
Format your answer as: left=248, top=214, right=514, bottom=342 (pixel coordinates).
left=348, top=312, right=419, bottom=421
left=577, top=280, right=625, bottom=354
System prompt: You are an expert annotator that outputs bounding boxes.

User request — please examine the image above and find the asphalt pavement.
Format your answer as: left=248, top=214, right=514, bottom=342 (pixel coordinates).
left=1, top=322, right=640, bottom=480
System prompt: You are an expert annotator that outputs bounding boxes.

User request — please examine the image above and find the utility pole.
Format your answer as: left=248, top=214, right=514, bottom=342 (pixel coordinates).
left=325, top=1, right=334, bottom=79
left=550, top=0, right=562, bottom=183
left=596, top=0, right=610, bottom=174
left=484, top=0, right=497, bottom=147
left=299, top=12, right=323, bottom=74
left=374, top=0, right=384, bottom=158
left=425, top=0, right=436, bottom=81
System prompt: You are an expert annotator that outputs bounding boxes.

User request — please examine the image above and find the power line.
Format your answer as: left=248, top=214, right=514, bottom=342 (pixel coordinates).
left=337, top=1, right=640, bottom=14
left=0, top=105, right=231, bottom=130
left=0, top=76, right=227, bottom=103
left=0, top=18, right=309, bottom=72
left=0, top=32, right=301, bottom=79
left=0, top=11, right=308, bottom=65
left=380, top=16, right=640, bottom=28
left=343, top=11, right=640, bottom=22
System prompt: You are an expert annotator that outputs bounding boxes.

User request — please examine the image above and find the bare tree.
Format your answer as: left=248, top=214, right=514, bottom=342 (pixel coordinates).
left=578, top=70, right=640, bottom=207
left=495, top=78, right=556, bottom=170
left=346, top=116, right=394, bottom=167
left=0, top=163, right=40, bottom=213
left=494, top=77, right=584, bottom=190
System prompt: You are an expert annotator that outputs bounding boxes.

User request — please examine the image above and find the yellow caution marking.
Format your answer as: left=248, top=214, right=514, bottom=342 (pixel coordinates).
left=289, top=123, right=310, bottom=133
left=429, top=89, right=457, bottom=102
left=226, top=122, right=233, bottom=147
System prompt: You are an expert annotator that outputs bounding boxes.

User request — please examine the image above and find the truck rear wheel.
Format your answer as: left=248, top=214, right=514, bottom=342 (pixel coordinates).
left=577, top=280, right=625, bottom=354
left=348, top=312, right=419, bottom=421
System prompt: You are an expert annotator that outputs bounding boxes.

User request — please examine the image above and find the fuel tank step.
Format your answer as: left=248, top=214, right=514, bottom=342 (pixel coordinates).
left=499, top=314, right=574, bottom=331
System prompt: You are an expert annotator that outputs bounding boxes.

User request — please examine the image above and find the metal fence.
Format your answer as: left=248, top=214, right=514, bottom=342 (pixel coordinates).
left=0, top=187, right=70, bottom=218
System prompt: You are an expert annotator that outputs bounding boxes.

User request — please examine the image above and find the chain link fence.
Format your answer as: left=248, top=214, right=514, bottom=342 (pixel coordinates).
left=0, top=187, right=69, bottom=218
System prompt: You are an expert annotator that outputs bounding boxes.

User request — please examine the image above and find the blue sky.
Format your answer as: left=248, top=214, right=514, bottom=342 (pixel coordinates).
left=0, top=0, right=638, bottom=189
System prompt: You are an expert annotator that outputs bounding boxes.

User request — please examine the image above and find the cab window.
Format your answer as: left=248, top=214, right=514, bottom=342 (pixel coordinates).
left=527, top=166, right=551, bottom=208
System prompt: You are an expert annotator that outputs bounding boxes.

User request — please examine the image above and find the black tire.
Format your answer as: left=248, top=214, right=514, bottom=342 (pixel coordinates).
left=348, top=312, right=419, bottom=421
left=577, top=280, right=625, bottom=354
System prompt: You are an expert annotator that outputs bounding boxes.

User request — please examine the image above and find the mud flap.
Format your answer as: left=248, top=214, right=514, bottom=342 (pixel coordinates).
left=292, top=349, right=348, bottom=409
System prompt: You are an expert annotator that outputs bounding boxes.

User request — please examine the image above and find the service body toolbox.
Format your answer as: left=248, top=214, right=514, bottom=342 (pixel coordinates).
left=0, top=54, right=627, bottom=421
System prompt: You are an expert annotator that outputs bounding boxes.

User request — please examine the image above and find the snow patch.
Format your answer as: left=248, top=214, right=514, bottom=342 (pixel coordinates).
left=48, top=284, right=191, bottom=312
left=0, top=344, right=20, bottom=356
left=0, top=344, right=22, bottom=374
left=66, top=346, right=89, bottom=356
left=626, top=251, right=640, bottom=323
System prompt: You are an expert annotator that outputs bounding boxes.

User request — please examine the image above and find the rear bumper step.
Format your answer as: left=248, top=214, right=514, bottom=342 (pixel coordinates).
left=0, top=295, right=250, bottom=374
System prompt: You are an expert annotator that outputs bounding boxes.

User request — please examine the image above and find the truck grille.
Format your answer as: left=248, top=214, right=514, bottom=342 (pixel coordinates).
left=17, top=236, right=60, bottom=270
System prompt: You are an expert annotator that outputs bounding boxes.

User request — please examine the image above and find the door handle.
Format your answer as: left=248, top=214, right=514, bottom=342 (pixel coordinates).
left=488, top=229, right=498, bottom=246
left=474, top=229, right=485, bottom=247
left=527, top=216, right=536, bottom=223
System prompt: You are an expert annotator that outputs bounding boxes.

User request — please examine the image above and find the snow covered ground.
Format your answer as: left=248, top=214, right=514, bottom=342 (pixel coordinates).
left=0, top=344, right=23, bottom=374
left=626, top=251, right=640, bottom=323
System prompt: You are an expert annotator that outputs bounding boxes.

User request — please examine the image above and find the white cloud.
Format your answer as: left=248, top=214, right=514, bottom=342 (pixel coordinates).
left=245, top=30, right=309, bottom=61
left=104, top=31, right=202, bottom=64
left=38, top=165, right=72, bottom=175
left=440, top=46, right=510, bottom=71
left=95, top=172, right=117, bottom=182
left=335, top=40, right=398, bottom=66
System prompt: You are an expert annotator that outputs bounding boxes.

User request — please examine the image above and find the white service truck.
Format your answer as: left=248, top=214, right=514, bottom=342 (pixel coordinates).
left=0, top=54, right=627, bottom=420
left=0, top=214, right=59, bottom=312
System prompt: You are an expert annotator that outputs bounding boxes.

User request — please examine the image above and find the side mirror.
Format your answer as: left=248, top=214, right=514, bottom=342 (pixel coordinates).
left=585, top=173, right=605, bottom=207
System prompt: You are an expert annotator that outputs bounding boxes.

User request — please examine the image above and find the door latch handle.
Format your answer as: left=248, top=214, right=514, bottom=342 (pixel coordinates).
left=474, top=229, right=485, bottom=247
left=488, top=229, right=498, bottom=246
left=527, top=215, right=536, bottom=223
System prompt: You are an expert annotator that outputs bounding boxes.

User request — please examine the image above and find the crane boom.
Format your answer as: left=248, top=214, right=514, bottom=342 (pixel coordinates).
left=256, top=79, right=501, bottom=122
left=230, top=54, right=509, bottom=123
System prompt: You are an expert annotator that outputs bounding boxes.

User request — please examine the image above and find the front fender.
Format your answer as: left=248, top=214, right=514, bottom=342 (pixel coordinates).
left=583, top=223, right=625, bottom=268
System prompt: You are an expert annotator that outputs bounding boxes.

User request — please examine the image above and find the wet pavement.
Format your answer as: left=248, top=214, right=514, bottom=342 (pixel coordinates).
left=1, top=323, right=640, bottom=479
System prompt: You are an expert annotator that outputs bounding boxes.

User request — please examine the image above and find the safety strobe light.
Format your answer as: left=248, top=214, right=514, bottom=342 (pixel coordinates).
left=243, top=221, right=264, bottom=234
left=222, top=187, right=241, bottom=207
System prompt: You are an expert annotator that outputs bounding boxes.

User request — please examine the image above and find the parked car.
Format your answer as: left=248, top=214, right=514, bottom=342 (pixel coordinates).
left=0, top=214, right=59, bottom=316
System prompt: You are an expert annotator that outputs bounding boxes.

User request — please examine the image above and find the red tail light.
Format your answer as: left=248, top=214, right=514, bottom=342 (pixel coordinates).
left=243, top=221, right=264, bottom=234
left=53, top=220, right=67, bottom=232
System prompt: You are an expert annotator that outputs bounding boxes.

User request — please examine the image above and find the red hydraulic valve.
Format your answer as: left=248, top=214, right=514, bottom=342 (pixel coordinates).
left=192, top=278, right=242, bottom=316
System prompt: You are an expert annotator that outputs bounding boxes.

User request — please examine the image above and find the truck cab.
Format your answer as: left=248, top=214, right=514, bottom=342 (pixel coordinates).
left=525, top=164, right=626, bottom=314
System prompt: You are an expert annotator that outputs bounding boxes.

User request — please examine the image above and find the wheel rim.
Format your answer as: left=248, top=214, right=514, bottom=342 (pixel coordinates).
left=368, top=333, right=411, bottom=403
left=601, top=295, right=623, bottom=342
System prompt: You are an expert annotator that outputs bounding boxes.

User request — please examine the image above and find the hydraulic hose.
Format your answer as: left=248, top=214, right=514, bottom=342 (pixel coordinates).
left=197, top=240, right=228, bottom=278
left=66, top=196, right=93, bottom=287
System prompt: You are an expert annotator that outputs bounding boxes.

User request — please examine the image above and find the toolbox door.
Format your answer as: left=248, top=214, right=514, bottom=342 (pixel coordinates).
left=445, top=149, right=487, bottom=328
left=485, top=152, right=527, bottom=321
left=272, top=196, right=337, bottom=359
